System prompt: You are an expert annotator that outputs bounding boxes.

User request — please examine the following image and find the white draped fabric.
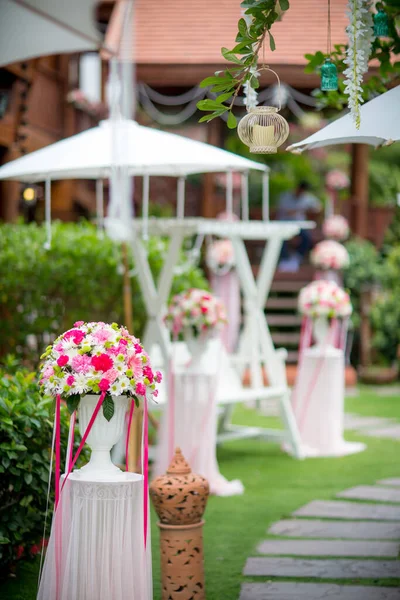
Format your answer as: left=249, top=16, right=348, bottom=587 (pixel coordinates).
left=153, top=339, right=244, bottom=496
left=38, top=473, right=152, bottom=600
left=292, top=345, right=365, bottom=458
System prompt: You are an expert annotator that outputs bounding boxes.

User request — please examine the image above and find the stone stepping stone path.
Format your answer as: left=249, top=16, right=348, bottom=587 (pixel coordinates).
left=240, top=478, right=400, bottom=599
left=244, top=557, right=400, bottom=578
left=293, top=499, right=400, bottom=520
left=257, top=539, right=399, bottom=557
left=344, top=414, right=396, bottom=430
left=362, top=425, right=400, bottom=440
left=379, top=479, right=400, bottom=487
left=240, top=582, right=400, bottom=600
left=268, top=518, right=400, bottom=540
left=338, top=485, right=400, bottom=504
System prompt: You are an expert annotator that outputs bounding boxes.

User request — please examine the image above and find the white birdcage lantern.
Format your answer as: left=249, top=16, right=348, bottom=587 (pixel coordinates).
left=238, top=67, right=289, bottom=154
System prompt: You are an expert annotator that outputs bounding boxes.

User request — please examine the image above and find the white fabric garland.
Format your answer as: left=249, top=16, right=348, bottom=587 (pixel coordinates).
left=343, top=0, right=374, bottom=128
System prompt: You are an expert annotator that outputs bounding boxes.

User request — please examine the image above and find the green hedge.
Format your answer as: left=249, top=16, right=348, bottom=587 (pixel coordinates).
left=0, top=222, right=208, bottom=365
left=0, top=357, right=84, bottom=576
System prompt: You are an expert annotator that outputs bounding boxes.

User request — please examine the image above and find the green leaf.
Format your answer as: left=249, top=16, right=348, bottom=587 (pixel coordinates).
left=279, top=0, right=289, bottom=10
left=24, top=473, right=32, bottom=485
left=197, top=99, right=225, bottom=111
left=250, top=76, right=260, bottom=89
left=238, top=17, right=248, bottom=37
left=215, top=92, right=233, bottom=104
left=227, top=112, right=238, bottom=129
left=199, top=76, right=229, bottom=88
left=102, top=395, right=114, bottom=422
left=66, top=394, right=80, bottom=415
left=268, top=30, right=276, bottom=51
left=221, top=47, right=245, bottom=65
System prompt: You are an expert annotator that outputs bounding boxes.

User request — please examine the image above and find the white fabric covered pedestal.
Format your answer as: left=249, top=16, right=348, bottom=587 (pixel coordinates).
left=37, top=472, right=152, bottom=600
left=292, top=345, right=365, bottom=458
left=153, top=339, right=244, bottom=496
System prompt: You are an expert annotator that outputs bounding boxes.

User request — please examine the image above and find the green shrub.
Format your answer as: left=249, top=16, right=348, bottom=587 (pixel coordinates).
left=343, top=237, right=383, bottom=328
left=0, top=358, right=80, bottom=576
left=0, top=222, right=208, bottom=365
left=370, top=245, right=400, bottom=363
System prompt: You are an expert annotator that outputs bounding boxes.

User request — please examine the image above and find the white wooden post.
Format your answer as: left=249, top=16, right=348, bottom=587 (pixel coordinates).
left=176, top=176, right=185, bottom=219
left=226, top=170, right=233, bottom=216
left=142, top=173, right=150, bottom=240
left=44, top=177, right=52, bottom=250
left=262, top=171, right=269, bottom=221
left=241, top=172, right=249, bottom=221
left=96, top=178, right=104, bottom=237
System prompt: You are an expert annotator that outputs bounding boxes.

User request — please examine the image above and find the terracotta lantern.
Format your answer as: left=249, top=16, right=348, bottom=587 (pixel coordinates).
left=150, top=448, right=209, bottom=599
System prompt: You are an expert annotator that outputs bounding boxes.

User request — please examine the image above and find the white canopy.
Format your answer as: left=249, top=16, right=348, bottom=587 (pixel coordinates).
left=287, top=86, right=400, bottom=153
left=0, top=119, right=268, bottom=182
left=0, top=0, right=103, bottom=67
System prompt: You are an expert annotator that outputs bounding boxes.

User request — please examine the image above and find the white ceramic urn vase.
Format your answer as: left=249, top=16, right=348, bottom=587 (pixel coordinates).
left=312, top=316, right=332, bottom=350
left=78, top=394, right=129, bottom=480
left=184, top=328, right=213, bottom=366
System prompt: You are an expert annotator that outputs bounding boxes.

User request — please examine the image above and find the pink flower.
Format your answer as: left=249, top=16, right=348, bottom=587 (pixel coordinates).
left=93, top=328, right=112, bottom=343
left=143, top=365, right=154, bottom=383
left=128, top=354, right=143, bottom=378
left=155, top=371, right=162, bottom=383
left=134, top=343, right=143, bottom=354
left=16, top=545, right=24, bottom=560
left=103, top=368, right=119, bottom=384
left=135, top=382, right=146, bottom=396
left=66, top=375, right=75, bottom=386
left=55, top=343, right=64, bottom=353
left=99, top=378, right=110, bottom=391
left=64, top=328, right=85, bottom=345
left=71, top=354, right=92, bottom=373
left=116, top=342, right=128, bottom=355
left=92, top=354, right=114, bottom=373
left=201, top=306, right=208, bottom=314
left=43, top=366, right=54, bottom=380
left=153, top=389, right=159, bottom=397
left=119, top=339, right=128, bottom=346
left=74, top=321, right=85, bottom=327
left=121, top=327, right=130, bottom=336
left=73, top=330, right=86, bottom=344
left=57, top=355, right=69, bottom=367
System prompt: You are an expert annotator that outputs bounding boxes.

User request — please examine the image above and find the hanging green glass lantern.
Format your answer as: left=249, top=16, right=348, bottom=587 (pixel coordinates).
left=320, top=58, right=338, bottom=92
left=374, top=8, right=389, bottom=37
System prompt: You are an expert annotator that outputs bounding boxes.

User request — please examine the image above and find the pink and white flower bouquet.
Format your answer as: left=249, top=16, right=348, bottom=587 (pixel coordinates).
left=323, top=215, right=350, bottom=241
left=325, top=169, right=350, bottom=190
left=39, top=321, right=161, bottom=419
left=311, top=240, right=350, bottom=271
left=206, top=239, right=235, bottom=275
left=299, top=280, right=352, bottom=319
left=164, top=288, right=227, bottom=338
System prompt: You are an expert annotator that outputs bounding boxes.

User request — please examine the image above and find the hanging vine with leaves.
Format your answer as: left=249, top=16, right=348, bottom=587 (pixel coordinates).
left=197, top=0, right=400, bottom=130
left=197, top=0, right=290, bottom=129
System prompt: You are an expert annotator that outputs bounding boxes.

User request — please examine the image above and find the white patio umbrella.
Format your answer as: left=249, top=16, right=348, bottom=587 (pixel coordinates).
left=0, top=0, right=104, bottom=66
left=0, top=118, right=267, bottom=180
left=0, top=118, right=270, bottom=243
left=287, top=86, right=400, bottom=152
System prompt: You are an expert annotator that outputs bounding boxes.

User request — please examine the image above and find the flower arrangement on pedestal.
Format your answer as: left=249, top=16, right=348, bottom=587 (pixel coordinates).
left=311, top=240, right=350, bottom=271
left=299, top=280, right=352, bottom=320
left=323, top=216, right=350, bottom=242
left=206, top=239, right=236, bottom=275
left=164, top=289, right=227, bottom=339
left=40, top=321, right=161, bottom=419
left=325, top=169, right=350, bottom=191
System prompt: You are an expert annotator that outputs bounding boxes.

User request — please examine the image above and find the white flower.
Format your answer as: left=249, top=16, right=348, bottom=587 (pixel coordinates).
left=73, top=373, right=90, bottom=395
left=110, top=381, right=122, bottom=396
left=343, top=0, right=374, bottom=128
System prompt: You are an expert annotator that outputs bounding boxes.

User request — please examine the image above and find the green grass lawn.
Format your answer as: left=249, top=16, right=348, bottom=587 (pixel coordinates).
left=2, top=388, right=400, bottom=600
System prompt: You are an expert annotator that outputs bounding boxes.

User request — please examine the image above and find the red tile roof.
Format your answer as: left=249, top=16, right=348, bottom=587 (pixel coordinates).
left=106, top=0, right=349, bottom=66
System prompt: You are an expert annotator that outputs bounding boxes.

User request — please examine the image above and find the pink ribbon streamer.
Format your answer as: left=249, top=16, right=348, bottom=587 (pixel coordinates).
left=60, top=391, right=107, bottom=494
left=55, top=395, right=61, bottom=509
left=143, top=395, right=149, bottom=548
left=125, top=399, right=135, bottom=472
